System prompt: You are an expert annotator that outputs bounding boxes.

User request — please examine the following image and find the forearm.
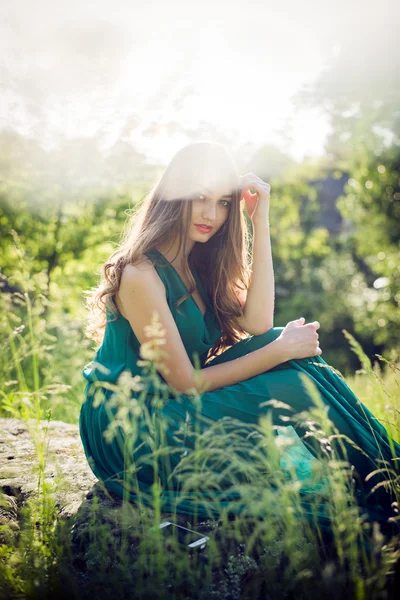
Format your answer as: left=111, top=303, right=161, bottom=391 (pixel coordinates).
left=243, top=220, right=275, bottom=332
left=184, top=337, right=288, bottom=394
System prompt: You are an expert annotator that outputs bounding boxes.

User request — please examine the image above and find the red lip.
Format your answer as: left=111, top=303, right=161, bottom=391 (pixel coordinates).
left=195, top=224, right=213, bottom=230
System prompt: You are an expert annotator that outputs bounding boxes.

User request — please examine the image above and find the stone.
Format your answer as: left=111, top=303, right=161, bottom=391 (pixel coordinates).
left=0, top=417, right=235, bottom=598
left=0, top=416, right=219, bottom=555
left=3, top=418, right=395, bottom=599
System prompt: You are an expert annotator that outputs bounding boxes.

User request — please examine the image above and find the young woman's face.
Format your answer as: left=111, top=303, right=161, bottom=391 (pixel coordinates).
left=185, top=182, right=234, bottom=242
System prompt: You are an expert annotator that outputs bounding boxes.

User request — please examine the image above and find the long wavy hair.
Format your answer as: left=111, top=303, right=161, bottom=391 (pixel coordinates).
left=85, top=140, right=252, bottom=361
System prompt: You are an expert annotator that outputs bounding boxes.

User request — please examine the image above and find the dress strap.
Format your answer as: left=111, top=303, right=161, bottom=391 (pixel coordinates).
left=143, top=248, right=174, bottom=299
left=145, top=248, right=190, bottom=292
left=145, top=247, right=212, bottom=314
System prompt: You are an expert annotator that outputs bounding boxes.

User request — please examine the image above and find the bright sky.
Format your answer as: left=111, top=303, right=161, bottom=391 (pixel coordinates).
left=0, top=0, right=397, bottom=164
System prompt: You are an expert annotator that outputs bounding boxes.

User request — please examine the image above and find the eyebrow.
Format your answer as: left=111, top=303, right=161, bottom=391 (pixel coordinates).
left=200, top=185, right=233, bottom=199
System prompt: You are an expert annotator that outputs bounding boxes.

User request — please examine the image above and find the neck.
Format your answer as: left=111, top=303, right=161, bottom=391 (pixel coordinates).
left=155, top=238, right=196, bottom=271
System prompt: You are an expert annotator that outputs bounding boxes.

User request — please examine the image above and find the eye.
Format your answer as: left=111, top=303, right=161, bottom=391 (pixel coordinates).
left=219, top=199, right=231, bottom=208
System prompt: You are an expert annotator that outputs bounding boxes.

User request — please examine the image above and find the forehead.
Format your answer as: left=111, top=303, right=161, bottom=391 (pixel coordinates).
left=196, top=173, right=237, bottom=198
left=163, top=165, right=237, bottom=201
left=197, top=181, right=233, bottom=197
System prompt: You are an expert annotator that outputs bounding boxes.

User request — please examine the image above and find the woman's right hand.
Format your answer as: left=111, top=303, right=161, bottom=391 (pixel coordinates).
left=276, top=317, right=322, bottom=361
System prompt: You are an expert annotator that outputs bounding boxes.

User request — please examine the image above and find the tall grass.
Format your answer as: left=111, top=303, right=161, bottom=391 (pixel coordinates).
left=1, top=234, right=399, bottom=599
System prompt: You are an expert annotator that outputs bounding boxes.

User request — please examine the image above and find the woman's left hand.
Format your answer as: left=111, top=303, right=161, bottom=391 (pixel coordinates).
left=238, top=173, right=271, bottom=225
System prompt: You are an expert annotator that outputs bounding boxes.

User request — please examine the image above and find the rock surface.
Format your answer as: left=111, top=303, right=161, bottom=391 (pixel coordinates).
left=0, top=417, right=237, bottom=598
left=0, top=417, right=98, bottom=536
left=1, top=418, right=399, bottom=599
left=0, top=416, right=208, bottom=535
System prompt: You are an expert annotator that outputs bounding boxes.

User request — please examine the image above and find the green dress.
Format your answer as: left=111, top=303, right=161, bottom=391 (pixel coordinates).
left=79, top=248, right=399, bottom=533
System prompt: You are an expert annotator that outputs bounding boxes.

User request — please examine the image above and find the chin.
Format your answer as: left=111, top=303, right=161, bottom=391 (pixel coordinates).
left=190, top=226, right=215, bottom=242
left=190, top=234, right=212, bottom=244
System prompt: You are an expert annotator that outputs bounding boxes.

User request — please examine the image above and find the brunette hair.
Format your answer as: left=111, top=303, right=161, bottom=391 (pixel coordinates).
left=85, top=140, right=252, bottom=360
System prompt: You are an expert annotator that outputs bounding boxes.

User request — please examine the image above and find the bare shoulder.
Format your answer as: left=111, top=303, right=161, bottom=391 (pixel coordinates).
left=121, top=255, right=164, bottom=290
left=116, top=255, right=166, bottom=317
left=126, top=254, right=154, bottom=273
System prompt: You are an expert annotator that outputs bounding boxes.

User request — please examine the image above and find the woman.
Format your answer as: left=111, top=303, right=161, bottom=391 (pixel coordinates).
left=79, top=141, right=399, bottom=536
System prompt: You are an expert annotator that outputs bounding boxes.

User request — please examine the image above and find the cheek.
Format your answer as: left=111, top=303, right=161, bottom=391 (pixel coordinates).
left=217, top=208, right=229, bottom=226
left=181, top=204, right=189, bottom=223
left=190, top=203, right=202, bottom=221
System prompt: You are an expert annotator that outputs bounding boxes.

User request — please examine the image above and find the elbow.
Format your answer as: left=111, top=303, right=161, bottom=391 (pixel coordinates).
left=168, top=377, right=192, bottom=396
left=246, top=321, right=274, bottom=336
left=171, top=370, right=208, bottom=396
left=167, top=369, right=199, bottom=396
left=239, top=311, right=274, bottom=336
left=238, top=314, right=274, bottom=336
left=173, top=382, right=193, bottom=395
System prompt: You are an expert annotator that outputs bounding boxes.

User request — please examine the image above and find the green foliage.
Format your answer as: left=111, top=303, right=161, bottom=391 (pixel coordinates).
left=0, top=128, right=398, bottom=375
left=0, top=231, right=93, bottom=422
left=0, top=131, right=146, bottom=307
left=1, top=310, right=399, bottom=599
left=335, top=146, right=400, bottom=350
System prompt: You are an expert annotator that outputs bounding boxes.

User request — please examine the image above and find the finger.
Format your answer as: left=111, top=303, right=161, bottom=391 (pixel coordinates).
left=288, top=317, right=304, bottom=326
left=240, top=172, right=265, bottom=183
left=239, top=172, right=258, bottom=180
left=239, top=174, right=270, bottom=192
left=306, top=321, right=320, bottom=330
left=239, top=175, right=264, bottom=189
left=239, top=176, right=270, bottom=191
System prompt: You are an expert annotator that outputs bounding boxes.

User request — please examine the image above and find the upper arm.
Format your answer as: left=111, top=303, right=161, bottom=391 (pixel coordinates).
left=116, top=261, right=195, bottom=394
left=232, top=285, right=272, bottom=336
left=232, top=285, right=253, bottom=334
left=236, top=287, right=247, bottom=312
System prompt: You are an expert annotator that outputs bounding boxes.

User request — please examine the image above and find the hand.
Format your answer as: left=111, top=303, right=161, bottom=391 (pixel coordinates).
left=276, top=318, right=322, bottom=361
left=238, top=173, right=271, bottom=225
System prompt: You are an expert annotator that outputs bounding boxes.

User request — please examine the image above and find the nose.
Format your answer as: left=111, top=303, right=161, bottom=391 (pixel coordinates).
left=202, top=200, right=217, bottom=221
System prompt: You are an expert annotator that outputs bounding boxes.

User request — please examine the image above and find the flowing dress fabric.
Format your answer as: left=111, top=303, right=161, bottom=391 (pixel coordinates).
left=79, top=248, right=400, bottom=533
